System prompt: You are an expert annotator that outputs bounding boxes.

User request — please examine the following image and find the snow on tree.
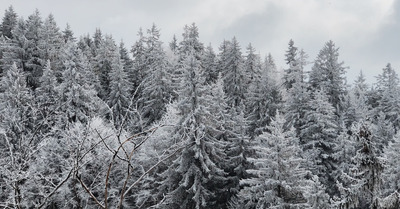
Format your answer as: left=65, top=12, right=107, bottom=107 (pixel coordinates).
left=178, top=23, right=204, bottom=61
left=283, top=39, right=299, bottom=90
left=217, top=39, right=231, bottom=72
left=77, top=34, right=96, bottom=68
left=212, top=78, right=250, bottom=208
left=244, top=43, right=262, bottom=88
left=62, top=23, right=75, bottom=43
left=382, top=131, right=400, bottom=197
left=344, top=71, right=371, bottom=127
left=202, top=43, right=218, bottom=84
left=300, top=88, right=340, bottom=196
left=0, top=63, right=40, bottom=208
left=245, top=52, right=282, bottom=136
left=138, top=24, right=173, bottom=128
left=132, top=102, right=182, bottom=208
left=130, top=28, right=147, bottom=95
left=24, top=9, right=45, bottom=89
left=38, top=14, right=64, bottom=64
left=220, top=37, right=246, bottom=108
left=0, top=9, right=47, bottom=90
left=371, top=111, right=396, bottom=155
left=119, top=40, right=134, bottom=89
left=93, top=34, right=118, bottom=100
left=0, top=6, right=18, bottom=39
left=0, top=17, right=28, bottom=75
left=309, top=40, right=347, bottom=114
left=236, top=112, right=327, bottom=208
left=284, top=49, right=310, bottom=136
left=169, top=34, right=178, bottom=53
left=336, top=121, right=384, bottom=209
left=158, top=51, right=230, bottom=209
left=264, top=53, right=279, bottom=84
left=170, top=23, right=205, bottom=98
left=34, top=60, right=61, bottom=134
left=106, top=46, right=133, bottom=130
left=333, top=126, right=357, bottom=179
left=56, top=41, right=103, bottom=126
left=28, top=117, right=133, bottom=208
left=374, top=63, right=400, bottom=132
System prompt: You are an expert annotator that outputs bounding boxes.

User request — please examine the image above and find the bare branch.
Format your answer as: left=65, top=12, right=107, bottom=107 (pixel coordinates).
left=36, top=168, right=74, bottom=209
left=76, top=173, right=105, bottom=209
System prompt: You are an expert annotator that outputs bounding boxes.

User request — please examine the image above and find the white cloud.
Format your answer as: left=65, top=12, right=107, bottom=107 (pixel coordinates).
left=272, top=0, right=395, bottom=43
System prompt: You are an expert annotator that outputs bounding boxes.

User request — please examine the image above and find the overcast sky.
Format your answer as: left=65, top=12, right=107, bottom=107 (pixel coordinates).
left=1, top=0, right=399, bottom=84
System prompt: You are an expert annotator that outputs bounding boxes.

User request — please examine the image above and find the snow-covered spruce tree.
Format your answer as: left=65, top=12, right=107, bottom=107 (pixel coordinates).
left=177, top=23, right=204, bottom=61
left=336, top=121, right=384, bottom=209
left=0, top=17, right=29, bottom=76
left=245, top=52, right=282, bottom=137
left=131, top=102, right=183, bottom=208
left=284, top=49, right=309, bottom=136
left=38, top=14, right=64, bottom=71
left=24, top=9, right=46, bottom=90
left=158, top=51, right=230, bottom=209
left=140, top=77, right=248, bottom=209
left=220, top=37, right=247, bottom=108
left=0, top=6, right=17, bottom=75
left=106, top=45, right=133, bottom=130
left=382, top=131, right=400, bottom=206
left=62, top=23, right=75, bottom=43
left=217, top=39, right=231, bottom=74
left=202, top=43, right=218, bottom=84
left=169, top=23, right=205, bottom=98
left=244, top=43, right=262, bottom=88
left=236, top=112, right=329, bottom=208
left=333, top=125, right=357, bottom=181
left=56, top=41, right=103, bottom=127
left=169, top=34, right=178, bottom=53
left=92, top=34, right=119, bottom=100
left=0, top=63, right=40, bottom=208
left=372, top=111, right=395, bottom=154
left=119, top=40, right=135, bottom=91
left=130, top=27, right=147, bottom=96
left=34, top=60, right=61, bottom=134
left=331, top=123, right=358, bottom=208
left=77, top=33, right=94, bottom=60
left=309, top=40, right=347, bottom=114
left=1, top=9, right=48, bottom=90
left=138, top=24, right=173, bottom=127
left=373, top=63, right=400, bottom=132
left=283, top=39, right=299, bottom=90
left=214, top=78, right=250, bottom=208
left=0, top=6, right=18, bottom=39
left=300, top=88, right=340, bottom=197
left=344, top=71, right=371, bottom=127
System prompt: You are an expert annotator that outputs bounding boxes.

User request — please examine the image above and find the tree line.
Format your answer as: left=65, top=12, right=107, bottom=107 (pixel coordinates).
left=1, top=6, right=400, bottom=209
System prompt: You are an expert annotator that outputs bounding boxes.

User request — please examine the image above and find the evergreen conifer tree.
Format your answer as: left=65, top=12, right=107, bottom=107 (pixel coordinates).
left=158, top=51, right=229, bottom=209
left=0, top=6, right=17, bottom=39
left=300, top=89, right=339, bottom=196
left=309, top=40, right=347, bottom=114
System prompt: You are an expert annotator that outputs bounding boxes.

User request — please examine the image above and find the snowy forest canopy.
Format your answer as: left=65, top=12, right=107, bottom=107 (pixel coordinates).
left=1, top=6, right=400, bottom=209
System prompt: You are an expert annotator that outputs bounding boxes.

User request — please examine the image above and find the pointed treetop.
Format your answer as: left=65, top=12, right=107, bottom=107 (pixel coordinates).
left=285, top=39, right=298, bottom=65
left=169, top=34, right=178, bottom=52
left=62, top=23, right=75, bottom=42
left=1, top=5, right=18, bottom=39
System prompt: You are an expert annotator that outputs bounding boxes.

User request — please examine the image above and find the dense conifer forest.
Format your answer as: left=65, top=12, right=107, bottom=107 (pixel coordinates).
left=1, top=6, right=400, bottom=209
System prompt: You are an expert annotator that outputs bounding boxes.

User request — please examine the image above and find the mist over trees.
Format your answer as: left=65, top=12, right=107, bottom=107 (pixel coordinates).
left=1, top=6, right=400, bottom=209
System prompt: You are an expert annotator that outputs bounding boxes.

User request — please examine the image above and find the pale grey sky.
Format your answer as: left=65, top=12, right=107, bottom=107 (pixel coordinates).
left=1, top=0, right=399, bottom=84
